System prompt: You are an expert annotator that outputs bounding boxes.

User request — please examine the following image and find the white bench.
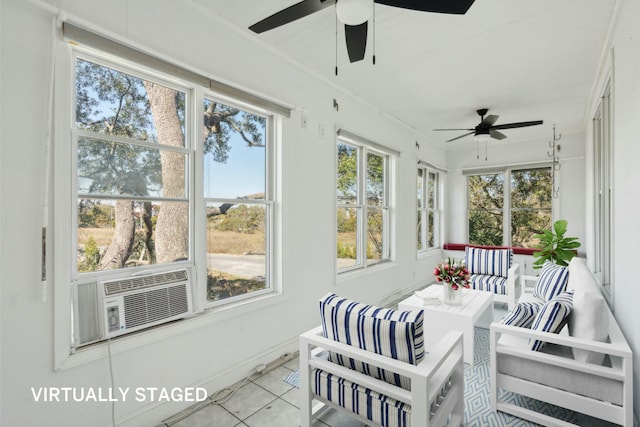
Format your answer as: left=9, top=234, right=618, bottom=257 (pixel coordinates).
left=490, top=257, right=633, bottom=426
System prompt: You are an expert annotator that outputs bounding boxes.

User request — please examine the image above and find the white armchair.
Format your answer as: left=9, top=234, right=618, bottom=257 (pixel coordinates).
left=464, top=246, right=522, bottom=309
left=299, top=293, right=465, bottom=427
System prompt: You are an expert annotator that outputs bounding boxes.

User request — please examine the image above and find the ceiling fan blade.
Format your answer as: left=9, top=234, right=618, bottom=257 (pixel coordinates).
left=433, top=128, right=474, bottom=131
left=249, top=0, right=335, bottom=33
left=344, top=22, right=368, bottom=63
left=481, top=114, right=499, bottom=127
left=491, top=120, right=543, bottom=130
left=490, top=129, right=507, bottom=140
left=446, top=131, right=474, bottom=142
left=375, top=0, right=475, bottom=14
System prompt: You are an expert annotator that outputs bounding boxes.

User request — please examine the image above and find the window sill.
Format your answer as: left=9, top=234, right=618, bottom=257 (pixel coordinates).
left=58, top=291, right=286, bottom=371
left=417, top=247, right=442, bottom=260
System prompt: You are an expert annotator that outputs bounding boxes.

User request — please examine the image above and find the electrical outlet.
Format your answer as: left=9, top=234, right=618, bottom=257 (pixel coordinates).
left=318, top=124, right=325, bottom=138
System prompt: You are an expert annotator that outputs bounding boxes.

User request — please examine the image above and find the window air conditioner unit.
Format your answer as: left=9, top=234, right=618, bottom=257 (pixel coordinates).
left=73, top=269, right=194, bottom=347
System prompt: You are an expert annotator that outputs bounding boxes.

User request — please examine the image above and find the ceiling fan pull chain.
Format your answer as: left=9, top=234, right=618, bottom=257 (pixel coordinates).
left=485, top=139, right=488, bottom=161
left=476, top=140, right=479, bottom=160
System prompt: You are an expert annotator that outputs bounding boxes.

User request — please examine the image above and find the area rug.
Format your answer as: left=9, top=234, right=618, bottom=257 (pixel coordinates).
left=283, top=324, right=578, bottom=426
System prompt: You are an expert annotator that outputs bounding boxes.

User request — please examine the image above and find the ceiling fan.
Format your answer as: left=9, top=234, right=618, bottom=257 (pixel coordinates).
left=434, top=109, right=543, bottom=143
left=249, top=0, right=475, bottom=63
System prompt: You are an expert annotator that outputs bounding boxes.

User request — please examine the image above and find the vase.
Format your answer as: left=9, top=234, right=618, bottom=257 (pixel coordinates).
left=442, top=283, right=462, bottom=306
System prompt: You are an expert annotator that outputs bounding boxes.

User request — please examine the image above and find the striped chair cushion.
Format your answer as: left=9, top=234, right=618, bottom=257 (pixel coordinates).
left=312, top=369, right=410, bottom=427
left=465, top=247, right=512, bottom=278
left=469, top=274, right=509, bottom=295
left=319, top=293, right=424, bottom=390
left=530, top=291, right=574, bottom=351
left=500, top=302, right=544, bottom=328
left=532, top=262, right=570, bottom=301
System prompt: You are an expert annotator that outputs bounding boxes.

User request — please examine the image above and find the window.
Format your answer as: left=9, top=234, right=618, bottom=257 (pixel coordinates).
left=336, top=133, right=392, bottom=273
left=417, top=164, right=442, bottom=252
left=467, top=167, right=551, bottom=247
left=593, top=82, right=612, bottom=291
left=72, top=52, right=278, bottom=307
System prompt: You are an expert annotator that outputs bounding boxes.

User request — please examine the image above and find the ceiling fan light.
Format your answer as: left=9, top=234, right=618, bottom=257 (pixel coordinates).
left=336, top=0, right=373, bottom=25
left=474, top=133, right=491, bottom=143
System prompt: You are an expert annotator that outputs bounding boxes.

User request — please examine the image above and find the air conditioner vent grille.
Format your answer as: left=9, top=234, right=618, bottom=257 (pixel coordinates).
left=123, top=283, right=188, bottom=329
left=104, top=270, right=188, bottom=295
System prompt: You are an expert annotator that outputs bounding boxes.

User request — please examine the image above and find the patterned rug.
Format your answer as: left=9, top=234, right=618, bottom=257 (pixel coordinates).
left=283, top=311, right=579, bottom=426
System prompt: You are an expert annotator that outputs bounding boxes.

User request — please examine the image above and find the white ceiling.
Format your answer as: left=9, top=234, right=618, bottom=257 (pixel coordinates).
left=193, top=0, right=615, bottom=147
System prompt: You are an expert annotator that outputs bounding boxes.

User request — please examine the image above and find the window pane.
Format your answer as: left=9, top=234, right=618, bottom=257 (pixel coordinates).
left=427, top=171, right=437, bottom=209
left=203, top=99, right=266, bottom=199
left=77, top=199, right=188, bottom=272
left=337, top=143, right=358, bottom=204
left=75, top=58, right=185, bottom=145
left=468, top=209, right=503, bottom=246
left=427, top=210, right=436, bottom=248
left=468, top=174, right=504, bottom=209
left=77, top=137, right=186, bottom=198
left=366, top=152, right=384, bottom=206
left=206, top=202, right=267, bottom=302
left=367, top=207, right=385, bottom=262
left=511, top=169, right=552, bottom=209
left=417, top=168, right=424, bottom=208
left=511, top=209, right=551, bottom=248
left=337, top=207, right=359, bottom=269
left=417, top=210, right=425, bottom=251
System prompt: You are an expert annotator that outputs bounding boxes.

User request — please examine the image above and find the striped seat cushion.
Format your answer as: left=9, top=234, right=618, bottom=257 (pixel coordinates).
left=530, top=291, right=574, bottom=351
left=532, top=262, right=570, bottom=301
left=312, top=368, right=410, bottom=427
left=465, top=247, right=512, bottom=278
left=319, top=293, right=424, bottom=390
left=470, top=274, right=509, bottom=295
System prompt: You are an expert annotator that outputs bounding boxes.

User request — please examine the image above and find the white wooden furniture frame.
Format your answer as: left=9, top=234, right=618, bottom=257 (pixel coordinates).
left=493, top=263, right=521, bottom=309
left=299, top=326, right=465, bottom=427
left=398, top=285, right=493, bottom=366
left=490, top=278, right=633, bottom=426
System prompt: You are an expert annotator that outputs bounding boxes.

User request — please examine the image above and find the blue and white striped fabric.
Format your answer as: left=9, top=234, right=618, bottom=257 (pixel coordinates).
left=529, top=291, right=574, bottom=351
left=500, top=302, right=544, bottom=328
left=532, top=262, right=570, bottom=301
left=318, top=293, right=424, bottom=391
left=312, top=369, right=410, bottom=427
left=465, top=247, right=512, bottom=278
left=469, top=274, right=509, bottom=295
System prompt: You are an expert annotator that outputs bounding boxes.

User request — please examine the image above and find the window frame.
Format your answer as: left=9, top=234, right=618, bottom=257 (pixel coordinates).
left=417, top=163, right=443, bottom=254
left=54, top=41, right=283, bottom=368
left=592, top=81, right=612, bottom=296
left=336, top=132, right=394, bottom=275
left=466, top=165, right=553, bottom=248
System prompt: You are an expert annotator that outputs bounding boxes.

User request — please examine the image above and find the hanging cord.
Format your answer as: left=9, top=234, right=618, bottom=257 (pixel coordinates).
left=41, top=10, right=59, bottom=302
left=372, top=3, right=376, bottom=65
left=485, top=139, right=488, bottom=161
left=335, top=4, right=338, bottom=76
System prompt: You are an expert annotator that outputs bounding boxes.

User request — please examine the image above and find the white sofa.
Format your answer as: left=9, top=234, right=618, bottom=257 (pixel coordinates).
left=490, top=257, right=633, bottom=426
left=300, top=293, right=465, bottom=427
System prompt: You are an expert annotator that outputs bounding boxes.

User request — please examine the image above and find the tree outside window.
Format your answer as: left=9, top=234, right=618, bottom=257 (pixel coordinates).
left=467, top=168, right=551, bottom=248
left=74, top=55, right=273, bottom=304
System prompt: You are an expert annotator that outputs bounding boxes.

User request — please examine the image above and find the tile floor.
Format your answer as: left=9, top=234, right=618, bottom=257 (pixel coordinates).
left=168, top=356, right=363, bottom=427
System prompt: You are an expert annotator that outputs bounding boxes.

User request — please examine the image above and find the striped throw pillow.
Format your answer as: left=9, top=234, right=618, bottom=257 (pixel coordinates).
left=500, top=302, right=544, bottom=328
left=465, top=247, right=512, bottom=278
left=533, top=262, right=570, bottom=301
left=318, top=293, right=424, bottom=390
left=529, top=291, right=574, bottom=351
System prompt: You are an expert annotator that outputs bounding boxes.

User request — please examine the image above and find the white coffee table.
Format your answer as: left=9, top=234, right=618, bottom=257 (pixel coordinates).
left=398, top=284, right=493, bottom=366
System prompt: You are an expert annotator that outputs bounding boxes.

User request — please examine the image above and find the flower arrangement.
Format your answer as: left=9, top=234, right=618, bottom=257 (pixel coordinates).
left=433, top=258, right=470, bottom=290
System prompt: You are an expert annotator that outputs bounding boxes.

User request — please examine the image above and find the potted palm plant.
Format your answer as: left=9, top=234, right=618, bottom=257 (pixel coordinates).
left=532, top=219, right=581, bottom=269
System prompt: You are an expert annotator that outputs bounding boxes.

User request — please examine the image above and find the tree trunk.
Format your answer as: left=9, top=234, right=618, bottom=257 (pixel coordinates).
left=144, top=83, right=188, bottom=263
left=99, top=200, right=135, bottom=269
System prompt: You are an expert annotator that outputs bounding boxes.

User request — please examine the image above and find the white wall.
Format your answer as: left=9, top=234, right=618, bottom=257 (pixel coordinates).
left=0, top=0, right=445, bottom=425
left=445, top=132, right=586, bottom=246
left=595, top=0, right=640, bottom=419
